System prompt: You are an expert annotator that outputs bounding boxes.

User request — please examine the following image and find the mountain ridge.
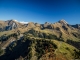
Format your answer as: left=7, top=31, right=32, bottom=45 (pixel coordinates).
left=0, top=19, right=80, bottom=30
left=0, top=19, right=80, bottom=60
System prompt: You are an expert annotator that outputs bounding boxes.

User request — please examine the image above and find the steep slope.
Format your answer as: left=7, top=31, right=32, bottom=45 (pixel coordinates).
left=0, top=33, right=79, bottom=60
left=0, top=19, right=26, bottom=31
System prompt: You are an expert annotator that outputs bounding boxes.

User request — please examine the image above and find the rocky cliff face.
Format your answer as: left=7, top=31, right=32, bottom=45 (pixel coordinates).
left=0, top=20, right=26, bottom=31
left=5, top=20, right=18, bottom=30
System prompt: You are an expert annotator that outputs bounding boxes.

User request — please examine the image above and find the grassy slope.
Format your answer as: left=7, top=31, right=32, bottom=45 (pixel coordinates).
left=27, top=37, right=79, bottom=60
left=33, top=23, right=80, bottom=42
left=52, top=40, right=78, bottom=60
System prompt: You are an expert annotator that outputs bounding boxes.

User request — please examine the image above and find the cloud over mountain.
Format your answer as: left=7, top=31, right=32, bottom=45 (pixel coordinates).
left=19, top=21, right=28, bottom=24
left=13, top=19, right=28, bottom=24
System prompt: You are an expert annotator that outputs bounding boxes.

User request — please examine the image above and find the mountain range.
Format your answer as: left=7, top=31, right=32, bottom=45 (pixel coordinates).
left=0, top=19, right=80, bottom=60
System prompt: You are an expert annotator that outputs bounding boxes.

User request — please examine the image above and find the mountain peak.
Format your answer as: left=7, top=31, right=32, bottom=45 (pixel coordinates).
left=45, top=22, right=50, bottom=24
left=58, top=19, right=68, bottom=25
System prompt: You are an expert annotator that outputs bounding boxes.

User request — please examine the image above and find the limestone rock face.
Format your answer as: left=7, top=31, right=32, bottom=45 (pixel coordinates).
left=0, top=19, right=25, bottom=31
left=6, top=20, right=18, bottom=30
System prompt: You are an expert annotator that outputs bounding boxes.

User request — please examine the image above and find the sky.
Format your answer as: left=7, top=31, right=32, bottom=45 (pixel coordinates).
left=0, top=0, right=80, bottom=24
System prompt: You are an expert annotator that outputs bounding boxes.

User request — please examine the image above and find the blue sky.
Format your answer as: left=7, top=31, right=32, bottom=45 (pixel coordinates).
left=0, top=0, right=80, bottom=24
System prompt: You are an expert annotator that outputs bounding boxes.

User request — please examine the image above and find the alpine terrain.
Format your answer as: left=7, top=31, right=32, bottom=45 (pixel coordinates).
left=0, top=19, right=80, bottom=60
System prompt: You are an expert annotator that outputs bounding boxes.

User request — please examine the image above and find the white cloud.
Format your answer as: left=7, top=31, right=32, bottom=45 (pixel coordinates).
left=19, top=21, right=28, bottom=24
left=14, top=20, right=18, bottom=22
left=13, top=20, right=28, bottom=24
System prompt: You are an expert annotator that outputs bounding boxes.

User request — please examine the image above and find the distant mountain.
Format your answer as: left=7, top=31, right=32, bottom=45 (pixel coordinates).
left=0, top=19, right=80, bottom=60
left=0, top=19, right=26, bottom=31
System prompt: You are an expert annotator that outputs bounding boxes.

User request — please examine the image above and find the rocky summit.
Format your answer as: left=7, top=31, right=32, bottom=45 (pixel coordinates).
left=0, top=19, right=80, bottom=60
